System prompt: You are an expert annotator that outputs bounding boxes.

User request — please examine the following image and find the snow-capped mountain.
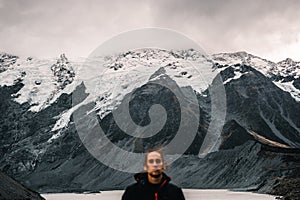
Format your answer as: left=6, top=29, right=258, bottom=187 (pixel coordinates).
left=0, top=53, right=76, bottom=112
left=1, top=49, right=299, bottom=130
left=212, top=51, right=300, bottom=101
left=79, top=49, right=214, bottom=118
left=0, top=49, right=299, bottom=198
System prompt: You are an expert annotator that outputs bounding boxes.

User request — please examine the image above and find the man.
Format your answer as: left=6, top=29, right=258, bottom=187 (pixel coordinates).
left=122, top=148, right=185, bottom=200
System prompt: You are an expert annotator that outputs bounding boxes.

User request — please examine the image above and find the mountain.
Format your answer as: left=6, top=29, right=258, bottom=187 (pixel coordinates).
left=0, top=50, right=299, bottom=199
left=212, top=51, right=300, bottom=101
left=218, top=63, right=300, bottom=148
left=0, top=170, right=45, bottom=200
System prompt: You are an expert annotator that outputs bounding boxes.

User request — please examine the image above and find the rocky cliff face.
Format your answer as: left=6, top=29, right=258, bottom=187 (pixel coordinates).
left=213, top=51, right=300, bottom=102
left=0, top=50, right=299, bottom=200
left=0, top=170, right=45, bottom=200
left=219, top=64, right=300, bottom=148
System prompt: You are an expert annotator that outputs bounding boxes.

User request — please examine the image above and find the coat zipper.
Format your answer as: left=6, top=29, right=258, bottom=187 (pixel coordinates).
left=154, top=178, right=168, bottom=200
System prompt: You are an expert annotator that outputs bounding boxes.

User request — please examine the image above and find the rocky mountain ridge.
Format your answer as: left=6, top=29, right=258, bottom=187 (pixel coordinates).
left=212, top=51, right=300, bottom=101
left=0, top=50, right=300, bottom=200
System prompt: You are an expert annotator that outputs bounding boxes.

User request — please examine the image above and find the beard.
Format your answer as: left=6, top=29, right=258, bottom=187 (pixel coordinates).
left=149, top=173, right=161, bottom=178
left=149, top=170, right=162, bottom=178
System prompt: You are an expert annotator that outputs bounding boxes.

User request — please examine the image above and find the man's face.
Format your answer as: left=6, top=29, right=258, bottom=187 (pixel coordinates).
left=144, top=151, right=164, bottom=176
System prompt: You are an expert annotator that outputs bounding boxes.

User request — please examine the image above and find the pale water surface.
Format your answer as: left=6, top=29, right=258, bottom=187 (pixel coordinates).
left=42, top=189, right=277, bottom=200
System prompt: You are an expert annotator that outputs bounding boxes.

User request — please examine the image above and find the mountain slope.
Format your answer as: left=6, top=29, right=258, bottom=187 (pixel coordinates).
left=218, top=64, right=300, bottom=148
left=0, top=171, right=45, bottom=200
left=0, top=50, right=299, bottom=200
left=212, top=51, right=300, bottom=101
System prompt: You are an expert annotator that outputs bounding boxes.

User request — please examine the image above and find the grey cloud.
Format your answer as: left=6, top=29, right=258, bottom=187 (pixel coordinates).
left=139, top=0, right=300, bottom=61
left=0, top=0, right=300, bottom=61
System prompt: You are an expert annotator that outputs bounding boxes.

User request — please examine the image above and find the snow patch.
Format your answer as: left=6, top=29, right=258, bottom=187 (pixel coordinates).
left=273, top=80, right=300, bottom=102
left=47, top=131, right=63, bottom=143
left=223, top=71, right=246, bottom=84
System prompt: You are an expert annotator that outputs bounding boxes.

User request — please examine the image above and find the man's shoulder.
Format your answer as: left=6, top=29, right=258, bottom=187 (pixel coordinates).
left=122, top=182, right=142, bottom=200
left=166, top=182, right=181, bottom=189
left=161, top=182, right=185, bottom=199
left=164, top=182, right=184, bottom=192
left=125, top=182, right=140, bottom=191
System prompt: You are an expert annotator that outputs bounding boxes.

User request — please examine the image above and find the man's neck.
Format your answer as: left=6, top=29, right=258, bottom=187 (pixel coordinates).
left=148, top=173, right=162, bottom=184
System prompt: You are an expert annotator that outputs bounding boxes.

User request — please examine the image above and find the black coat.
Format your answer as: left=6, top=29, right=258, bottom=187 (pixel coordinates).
left=122, top=172, right=185, bottom=200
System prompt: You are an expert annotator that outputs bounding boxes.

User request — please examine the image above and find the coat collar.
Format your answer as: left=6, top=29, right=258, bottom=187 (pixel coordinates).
left=134, top=172, right=171, bottom=187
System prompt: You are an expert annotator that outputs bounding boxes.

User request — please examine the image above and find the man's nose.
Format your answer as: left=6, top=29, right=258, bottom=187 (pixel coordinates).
left=153, top=163, right=161, bottom=168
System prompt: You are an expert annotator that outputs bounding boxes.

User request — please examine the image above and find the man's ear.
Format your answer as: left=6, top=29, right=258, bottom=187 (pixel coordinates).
left=143, top=165, right=147, bottom=171
left=162, top=162, right=168, bottom=170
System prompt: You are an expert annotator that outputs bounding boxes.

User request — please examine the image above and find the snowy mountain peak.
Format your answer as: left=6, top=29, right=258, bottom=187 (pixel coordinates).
left=278, top=57, right=295, bottom=65
left=83, top=48, right=215, bottom=119
left=0, top=53, right=78, bottom=112
left=0, top=53, right=18, bottom=73
left=212, top=51, right=300, bottom=101
left=1, top=48, right=300, bottom=131
left=213, top=51, right=300, bottom=76
left=276, top=58, right=300, bottom=77
left=51, top=53, right=75, bottom=90
left=213, top=51, right=274, bottom=67
left=229, top=51, right=250, bottom=58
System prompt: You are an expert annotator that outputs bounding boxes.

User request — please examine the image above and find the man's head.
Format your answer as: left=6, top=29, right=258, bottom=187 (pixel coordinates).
left=144, top=148, right=166, bottom=183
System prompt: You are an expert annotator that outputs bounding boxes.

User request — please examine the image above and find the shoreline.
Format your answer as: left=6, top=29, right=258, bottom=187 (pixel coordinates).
left=42, top=189, right=277, bottom=200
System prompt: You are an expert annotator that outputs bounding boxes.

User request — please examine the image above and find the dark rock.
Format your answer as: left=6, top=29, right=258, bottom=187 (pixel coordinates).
left=221, top=65, right=300, bottom=148
left=269, top=177, right=300, bottom=200
left=0, top=171, right=44, bottom=200
left=219, top=120, right=254, bottom=150
left=50, top=54, right=75, bottom=90
left=35, top=80, right=42, bottom=85
left=293, top=78, right=300, bottom=90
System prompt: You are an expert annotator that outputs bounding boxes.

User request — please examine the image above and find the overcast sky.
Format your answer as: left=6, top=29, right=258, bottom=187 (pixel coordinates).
left=1, top=0, right=300, bottom=62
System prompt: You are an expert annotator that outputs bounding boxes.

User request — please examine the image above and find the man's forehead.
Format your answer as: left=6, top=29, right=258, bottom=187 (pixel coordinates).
left=147, top=151, right=162, bottom=159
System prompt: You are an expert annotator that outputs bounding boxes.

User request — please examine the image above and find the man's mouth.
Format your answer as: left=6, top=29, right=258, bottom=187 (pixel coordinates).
left=149, top=173, right=161, bottom=178
left=149, top=170, right=162, bottom=178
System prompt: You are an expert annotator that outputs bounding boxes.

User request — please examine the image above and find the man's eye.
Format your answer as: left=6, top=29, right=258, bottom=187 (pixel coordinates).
left=148, top=159, right=154, bottom=164
left=148, top=159, right=162, bottom=164
left=155, top=159, right=161, bottom=164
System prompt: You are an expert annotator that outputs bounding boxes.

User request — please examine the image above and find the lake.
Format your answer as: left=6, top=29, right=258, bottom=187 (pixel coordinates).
left=42, top=189, right=277, bottom=200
